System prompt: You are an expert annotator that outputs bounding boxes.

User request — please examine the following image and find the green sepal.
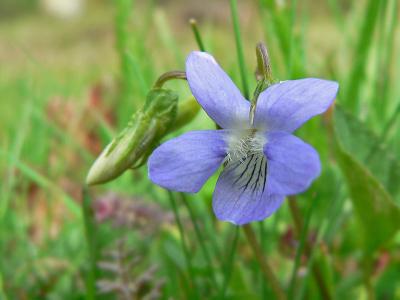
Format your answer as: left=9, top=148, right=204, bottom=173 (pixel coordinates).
left=86, top=88, right=178, bottom=185
left=169, top=96, right=200, bottom=132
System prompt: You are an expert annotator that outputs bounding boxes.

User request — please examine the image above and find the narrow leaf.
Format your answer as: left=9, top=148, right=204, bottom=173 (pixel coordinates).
left=334, top=106, right=400, bottom=252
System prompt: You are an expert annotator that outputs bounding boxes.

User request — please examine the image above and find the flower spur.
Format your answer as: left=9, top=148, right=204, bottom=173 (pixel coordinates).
left=148, top=51, right=339, bottom=225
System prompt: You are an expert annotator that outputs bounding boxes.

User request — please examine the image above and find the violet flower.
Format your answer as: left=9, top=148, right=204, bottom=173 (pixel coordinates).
left=148, top=51, right=339, bottom=225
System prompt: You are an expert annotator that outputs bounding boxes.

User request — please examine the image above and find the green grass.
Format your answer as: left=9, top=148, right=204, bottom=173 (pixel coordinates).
left=1, top=0, right=400, bottom=299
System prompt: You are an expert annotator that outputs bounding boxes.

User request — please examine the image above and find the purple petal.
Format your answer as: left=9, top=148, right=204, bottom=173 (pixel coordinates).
left=186, top=51, right=250, bottom=129
left=254, top=78, right=339, bottom=132
left=148, top=130, right=227, bottom=193
left=265, top=132, right=321, bottom=195
left=212, top=154, right=285, bottom=225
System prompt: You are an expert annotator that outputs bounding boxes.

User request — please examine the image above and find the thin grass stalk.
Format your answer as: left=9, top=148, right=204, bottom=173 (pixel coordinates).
left=31, top=108, right=96, bottom=161
left=0, top=82, right=33, bottom=222
left=258, top=222, right=268, bottom=299
left=287, top=198, right=315, bottom=300
left=190, top=19, right=206, bottom=52
left=371, top=0, right=389, bottom=122
left=288, top=198, right=332, bottom=300
left=125, top=51, right=148, bottom=98
left=296, top=220, right=329, bottom=300
left=0, top=272, right=8, bottom=300
left=82, top=188, right=99, bottom=300
left=286, top=0, right=298, bottom=77
left=230, top=0, right=250, bottom=99
left=344, top=0, right=382, bottom=112
left=115, top=0, right=136, bottom=113
left=0, top=150, right=80, bottom=216
left=154, top=11, right=184, bottom=66
left=258, top=0, right=291, bottom=74
left=220, top=226, right=240, bottom=298
left=134, top=0, right=157, bottom=83
left=179, top=193, right=220, bottom=294
left=373, top=0, right=397, bottom=123
left=326, top=0, right=346, bottom=30
left=174, top=263, right=192, bottom=299
left=243, top=224, right=287, bottom=300
left=167, top=191, right=199, bottom=300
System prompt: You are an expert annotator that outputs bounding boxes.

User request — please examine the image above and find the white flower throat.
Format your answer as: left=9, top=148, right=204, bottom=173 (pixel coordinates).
left=223, top=129, right=268, bottom=195
left=225, top=129, right=266, bottom=164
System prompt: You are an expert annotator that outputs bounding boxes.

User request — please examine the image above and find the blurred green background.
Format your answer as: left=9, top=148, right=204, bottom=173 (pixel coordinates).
left=1, top=0, right=399, bottom=299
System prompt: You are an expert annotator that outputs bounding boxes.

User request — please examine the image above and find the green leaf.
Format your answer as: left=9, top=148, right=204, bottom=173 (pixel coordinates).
left=334, top=106, right=400, bottom=252
left=334, top=106, right=400, bottom=202
left=335, top=148, right=400, bottom=252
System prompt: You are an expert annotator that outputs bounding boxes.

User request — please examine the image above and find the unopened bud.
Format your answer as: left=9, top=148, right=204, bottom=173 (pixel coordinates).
left=169, top=96, right=201, bottom=132
left=86, top=89, right=178, bottom=185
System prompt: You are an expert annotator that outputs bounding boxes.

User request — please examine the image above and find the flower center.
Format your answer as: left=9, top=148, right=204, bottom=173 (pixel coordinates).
left=224, top=129, right=266, bottom=164
left=222, top=129, right=268, bottom=196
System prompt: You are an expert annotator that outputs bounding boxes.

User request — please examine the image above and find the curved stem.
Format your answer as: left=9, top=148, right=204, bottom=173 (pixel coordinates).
left=153, top=70, right=187, bottom=89
left=243, top=224, right=287, bottom=300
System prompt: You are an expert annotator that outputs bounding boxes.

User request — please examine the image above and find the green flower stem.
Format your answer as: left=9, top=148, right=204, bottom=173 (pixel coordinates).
left=220, top=226, right=240, bottom=298
left=179, top=193, right=220, bottom=293
left=167, top=191, right=199, bottom=300
left=190, top=19, right=206, bottom=52
left=153, top=70, right=187, bottom=89
left=288, top=197, right=332, bottom=300
left=230, top=0, right=250, bottom=99
left=243, top=224, right=287, bottom=300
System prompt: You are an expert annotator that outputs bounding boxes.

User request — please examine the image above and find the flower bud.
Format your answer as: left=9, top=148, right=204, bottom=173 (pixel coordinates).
left=169, top=96, right=200, bottom=132
left=86, top=89, right=178, bottom=185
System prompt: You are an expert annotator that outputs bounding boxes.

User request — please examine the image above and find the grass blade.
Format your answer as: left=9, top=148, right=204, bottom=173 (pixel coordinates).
left=344, top=0, right=382, bottom=112
left=82, top=188, right=99, bottom=300
left=230, top=0, right=250, bottom=99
